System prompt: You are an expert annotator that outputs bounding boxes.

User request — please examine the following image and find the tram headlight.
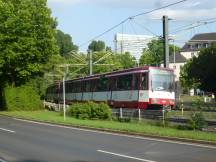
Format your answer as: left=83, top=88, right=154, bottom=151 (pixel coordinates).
left=170, top=100, right=175, bottom=105
left=152, top=98, right=158, bottom=104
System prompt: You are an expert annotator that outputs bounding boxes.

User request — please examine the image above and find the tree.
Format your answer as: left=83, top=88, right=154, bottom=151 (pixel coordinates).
left=55, top=29, right=78, bottom=57
left=88, top=40, right=105, bottom=52
left=92, top=51, right=116, bottom=74
left=139, top=39, right=180, bottom=66
left=114, top=52, right=136, bottom=69
left=0, top=0, right=58, bottom=86
left=180, top=44, right=216, bottom=98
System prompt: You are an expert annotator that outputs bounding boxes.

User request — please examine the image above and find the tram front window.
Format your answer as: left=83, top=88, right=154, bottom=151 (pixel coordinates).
left=151, top=69, right=174, bottom=92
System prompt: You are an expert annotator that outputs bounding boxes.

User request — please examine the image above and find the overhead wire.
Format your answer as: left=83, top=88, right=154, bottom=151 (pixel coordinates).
left=62, top=0, right=189, bottom=78
left=78, top=0, right=189, bottom=48
left=130, top=19, right=160, bottom=37
left=171, top=18, right=216, bottom=34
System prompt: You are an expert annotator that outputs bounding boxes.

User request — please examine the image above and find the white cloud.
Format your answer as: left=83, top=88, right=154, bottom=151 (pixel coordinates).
left=47, top=0, right=216, bottom=21
left=47, top=0, right=175, bottom=8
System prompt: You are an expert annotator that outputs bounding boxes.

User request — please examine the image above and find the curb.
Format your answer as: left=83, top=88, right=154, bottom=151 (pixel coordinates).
left=1, top=114, right=216, bottom=147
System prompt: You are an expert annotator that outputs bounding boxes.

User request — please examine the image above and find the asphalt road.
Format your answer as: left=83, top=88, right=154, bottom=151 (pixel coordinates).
left=0, top=116, right=216, bottom=162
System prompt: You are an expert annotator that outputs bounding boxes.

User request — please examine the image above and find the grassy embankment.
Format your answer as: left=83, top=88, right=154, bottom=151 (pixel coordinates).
left=0, top=110, right=216, bottom=143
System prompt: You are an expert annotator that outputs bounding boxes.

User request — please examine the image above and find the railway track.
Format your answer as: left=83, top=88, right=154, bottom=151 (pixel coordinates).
left=168, top=117, right=216, bottom=126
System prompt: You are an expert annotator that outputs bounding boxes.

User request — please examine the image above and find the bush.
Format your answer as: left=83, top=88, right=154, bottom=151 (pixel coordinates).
left=67, top=101, right=112, bottom=120
left=188, top=111, right=207, bottom=130
left=4, top=85, right=43, bottom=111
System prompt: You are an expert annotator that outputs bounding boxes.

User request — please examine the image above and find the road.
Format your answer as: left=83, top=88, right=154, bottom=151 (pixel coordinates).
left=0, top=116, right=215, bottom=162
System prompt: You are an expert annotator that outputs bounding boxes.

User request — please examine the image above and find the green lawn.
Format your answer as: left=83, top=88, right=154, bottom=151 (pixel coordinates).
left=0, top=110, right=216, bottom=143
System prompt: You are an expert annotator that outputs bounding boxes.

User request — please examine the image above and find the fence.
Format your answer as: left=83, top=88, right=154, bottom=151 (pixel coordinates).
left=112, top=108, right=163, bottom=120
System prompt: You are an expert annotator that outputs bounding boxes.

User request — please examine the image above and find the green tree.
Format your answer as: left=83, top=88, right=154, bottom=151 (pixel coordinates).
left=180, top=44, right=216, bottom=98
left=92, top=51, right=116, bottom=74
left=114, top=52, right=136, bottom=69
left=0, top=0, right=58, bottom=86
left=88, top=40, right=105, bottom=52
left=55, top=29, right=78, bottom=57
left=139, top=39, right=180, bottom=66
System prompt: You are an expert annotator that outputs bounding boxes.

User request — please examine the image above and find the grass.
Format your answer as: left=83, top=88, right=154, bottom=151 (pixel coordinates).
left=0, top=110, right=216, bottom=143
left=168, top=110, right=216, bottom=120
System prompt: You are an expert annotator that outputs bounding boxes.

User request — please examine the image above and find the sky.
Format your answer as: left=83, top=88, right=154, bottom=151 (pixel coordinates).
left=47, top=0, right=216, bottom=53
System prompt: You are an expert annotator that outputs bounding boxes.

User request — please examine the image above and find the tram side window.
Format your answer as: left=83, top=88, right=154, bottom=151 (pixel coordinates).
left=70, top=82, right=74, bottom=93
left=69, top=83, right=72, bottom=93
left=91, top=79, right=97, bottom=92
left=96, top=77, right=108, bottom=92
left=141, top=73, right=148, bottom=90
left=73, top=82, right=81, bottom=93
left=84, top=80, right=91, bottom=92
left=117, top=74, right=132, bottom=91
left=65, top=82, right=69, bottom=93
left=133, top=74, right=139, bottom=90
left=109, top=77, right=117, bottom=91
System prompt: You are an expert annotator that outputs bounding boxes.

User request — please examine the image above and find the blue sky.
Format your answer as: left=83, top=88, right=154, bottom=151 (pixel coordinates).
left=47, top=0, right=216, bottom=52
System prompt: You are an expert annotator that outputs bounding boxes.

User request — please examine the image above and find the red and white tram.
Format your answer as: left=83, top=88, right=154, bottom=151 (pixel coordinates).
left=45, top=66, right=175, bottom=109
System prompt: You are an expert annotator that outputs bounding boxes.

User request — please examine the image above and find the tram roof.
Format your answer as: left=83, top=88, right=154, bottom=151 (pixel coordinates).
left=66, top=66, right=173, bottom=83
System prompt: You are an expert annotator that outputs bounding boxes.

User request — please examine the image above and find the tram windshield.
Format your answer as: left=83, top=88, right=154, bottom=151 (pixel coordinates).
left=150, top=69, right=174, bottom=92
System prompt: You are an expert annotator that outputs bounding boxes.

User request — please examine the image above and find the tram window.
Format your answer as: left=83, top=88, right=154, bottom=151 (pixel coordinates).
left=91, top=79, right=97, bottom=92
left=141, top=73, right=148, bottom=90
left=84, top=80, right=91, bottom=92
left=70, top=83, right=74, bottom=93
left=133, top=74, right=139, bottom=90
left=69, top=82, right=73, bottom=93
left=82, top=81, right=86, bottom=92
left=117, top=75, right=132, bottom=90
left=73, top=82, right=76, bottom=93
left=74, top=82, right=81, bottom=93
left=109, top=77, right=117, bottom=91
left=65, top=82, right=69, bottom=93
left=96, top=77, right=108, bottom=92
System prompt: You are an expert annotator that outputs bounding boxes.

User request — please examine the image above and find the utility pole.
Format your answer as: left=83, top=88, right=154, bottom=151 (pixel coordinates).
left=163, top=15, right=169, bottom=68
left=63, top=75, right=66, bottom=121
left=88, top=50, right=93, bottom=75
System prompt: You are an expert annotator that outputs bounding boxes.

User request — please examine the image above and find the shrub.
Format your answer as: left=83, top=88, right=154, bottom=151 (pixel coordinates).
left=188, top=111, right=207, bottom=130
left=4, top=85, right=43, bottom=111
left=67, top=101, right=112, bottom=120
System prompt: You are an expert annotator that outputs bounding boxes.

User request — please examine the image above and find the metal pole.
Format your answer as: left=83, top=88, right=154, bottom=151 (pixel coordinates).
left=138, top=109, right=141, bottom=121
left=173, top=40, right=176, bottom=67
left=163, top=15, right=169, bottom=68
left=120, top=108, right=122, bottom=119
left=162, top=108, right=165, bottom=126
left=63, top=76, right=66, bottom=121
left=88, top=50, right=93, bottom=75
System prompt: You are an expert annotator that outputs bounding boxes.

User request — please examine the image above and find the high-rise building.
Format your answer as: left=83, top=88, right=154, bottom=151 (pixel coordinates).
left=114, top=33, right=154, bottom=59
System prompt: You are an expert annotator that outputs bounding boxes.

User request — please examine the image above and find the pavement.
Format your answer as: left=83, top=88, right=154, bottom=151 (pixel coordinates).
left=0, top=116, right=216, bottom=162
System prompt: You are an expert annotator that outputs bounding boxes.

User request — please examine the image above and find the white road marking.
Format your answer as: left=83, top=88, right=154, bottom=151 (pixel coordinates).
left=14, top=118, right=216, bottom=149
left=97, top=150, right=157, bottom=162
left=0, top=128, right=15, bottom=133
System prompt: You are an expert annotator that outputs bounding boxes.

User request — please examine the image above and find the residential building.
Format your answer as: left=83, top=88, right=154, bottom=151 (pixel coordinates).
left=169, top=32, right=216, bottom=81
left=168, top=32, right=216, bottom=96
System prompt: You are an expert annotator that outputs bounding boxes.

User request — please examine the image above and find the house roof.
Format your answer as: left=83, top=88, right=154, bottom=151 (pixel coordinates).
left=181, top=32, right=216, bottom=52
left=169, top=53, right=187, bottom=63
left=190, top=32, right=216, bottom=42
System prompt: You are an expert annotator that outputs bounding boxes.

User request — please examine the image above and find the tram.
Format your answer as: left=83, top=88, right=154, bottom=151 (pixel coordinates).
left=45, top=66, right=175, bottom=109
